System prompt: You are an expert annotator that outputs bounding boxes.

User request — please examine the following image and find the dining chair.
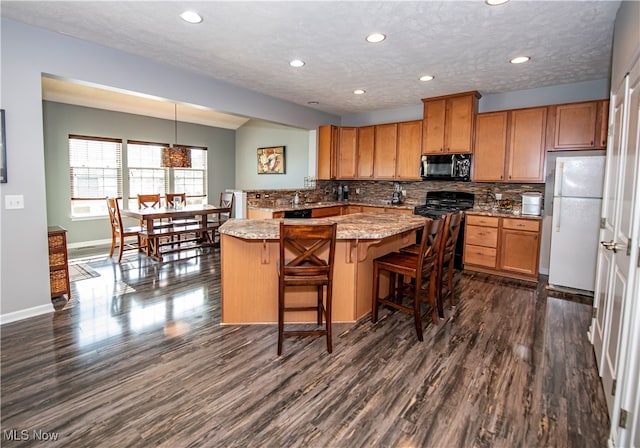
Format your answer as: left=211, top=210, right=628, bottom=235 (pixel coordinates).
left=208, top=192, right=235, bottom=244
left=106, top=197, right=143, bottom=262
left=278, top=221, right=337, bottom=355
left=371, top=218, right=444, bottom=341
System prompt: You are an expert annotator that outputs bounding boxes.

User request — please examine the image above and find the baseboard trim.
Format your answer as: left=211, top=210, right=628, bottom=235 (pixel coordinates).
left=0, top=303, right=54, bottom=325
left=67, top=238, right=112, bottom=250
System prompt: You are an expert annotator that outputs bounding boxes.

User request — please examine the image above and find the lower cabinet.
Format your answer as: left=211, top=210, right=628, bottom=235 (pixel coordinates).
left=463, top=214, right=541, bottom=281
left=311, top=206, right=342, bottom=218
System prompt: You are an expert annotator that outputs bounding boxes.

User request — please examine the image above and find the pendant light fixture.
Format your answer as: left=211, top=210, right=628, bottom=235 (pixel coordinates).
left=162, top=103, right=191, bottom=168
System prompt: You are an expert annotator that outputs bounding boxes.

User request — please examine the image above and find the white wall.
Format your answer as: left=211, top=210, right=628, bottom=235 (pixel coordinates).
left=0, top=18, right=338, bottom=320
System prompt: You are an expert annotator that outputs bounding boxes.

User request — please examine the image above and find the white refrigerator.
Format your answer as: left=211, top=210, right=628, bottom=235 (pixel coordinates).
left=548, top=156, right=605, bottom=292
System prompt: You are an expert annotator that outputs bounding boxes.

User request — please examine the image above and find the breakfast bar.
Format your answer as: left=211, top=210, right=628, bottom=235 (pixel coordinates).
left=218, top=213, right=427, bottom=324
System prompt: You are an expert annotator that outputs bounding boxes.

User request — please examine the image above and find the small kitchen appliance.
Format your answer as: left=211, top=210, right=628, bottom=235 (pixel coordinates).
left=521, top=192, right=542, bottom=216
left=391, top=182, right=402, bottom=205
left=420, top=154, right=471, bottom=181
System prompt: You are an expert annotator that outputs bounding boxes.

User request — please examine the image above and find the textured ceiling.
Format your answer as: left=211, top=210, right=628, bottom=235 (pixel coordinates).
left=2, top=1, right=621, bottom=119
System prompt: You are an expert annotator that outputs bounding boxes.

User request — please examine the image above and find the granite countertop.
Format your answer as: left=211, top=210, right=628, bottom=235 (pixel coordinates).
left=247, top=200, right=415, bottom=212
left=466, top=208, right=544, bottom=220
left=218, top=212, right=427, bottom=240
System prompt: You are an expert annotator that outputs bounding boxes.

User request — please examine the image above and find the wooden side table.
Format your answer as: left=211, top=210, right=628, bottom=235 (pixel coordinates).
left=48, top=226, right=70, bottom=299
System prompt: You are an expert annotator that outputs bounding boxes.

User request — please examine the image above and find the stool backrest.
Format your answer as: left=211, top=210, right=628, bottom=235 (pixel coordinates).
left=279, top=222, right=337, bottom=280
left=417, top=217, right=445, bottom=278
left=440, top=211, right=463, bottom=264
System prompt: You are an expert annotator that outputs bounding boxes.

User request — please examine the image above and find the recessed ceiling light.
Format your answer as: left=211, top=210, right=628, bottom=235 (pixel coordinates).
left=353, top=89, right=366, bottom=95
left=289, top=59, right=305, bottom=68
left=510, top=56, right=531, bottom=64
left=486, top=0, right=510, bottom=5
left=180, top=11, right=202, bottom=24
left=366, top=33, right=386, bottom=43
left=419, top=75, right=435, bottom=82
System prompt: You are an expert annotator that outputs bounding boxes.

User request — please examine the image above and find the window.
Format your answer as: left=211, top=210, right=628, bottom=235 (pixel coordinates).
left=128, top=141, right=207, bottom=207
left=69, top=135, right=122, bottom=218
left=173, top=147, right=207, bottom=204
left=127, top=141, right=168, bottom=208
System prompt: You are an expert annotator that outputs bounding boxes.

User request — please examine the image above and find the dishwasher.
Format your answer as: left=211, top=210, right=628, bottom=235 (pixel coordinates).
left=283, top=209, right=312, bottom=219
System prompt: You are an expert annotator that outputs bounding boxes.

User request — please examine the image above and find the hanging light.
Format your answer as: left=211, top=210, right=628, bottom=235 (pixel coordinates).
left=162, top=104, right=191, bottom=168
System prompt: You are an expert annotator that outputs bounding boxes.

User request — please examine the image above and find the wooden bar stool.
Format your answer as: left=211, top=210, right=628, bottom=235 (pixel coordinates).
left=400, top=211, right=463, bottom=317
left=438, top=211, right=463, bottom=309
left=371, top=218, right=444, bottom=341
left=278, top=221, right=337, bottom=355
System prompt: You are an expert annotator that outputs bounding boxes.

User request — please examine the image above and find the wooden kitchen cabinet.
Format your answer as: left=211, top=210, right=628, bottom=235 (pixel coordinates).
left=373, top=123, right=397, bottom=179
left=344, top=205, right=363, bottom=214
left=507, top=107, right=547, bottom=183
left=473, top=111, right=509, bottom=182
left=395, top=120, right=423, bottom=180
left=311, top=206, right=342, bottom=218
left=498, top=218, right=541, bottom=277
left=357, top=126, right=375, bottom=179
left=464, top=214, right=541, bottom=281
left=422, top=91, right=480, bottom=154
left=548, top=99, right=609, bottom=151
left=48, top=226, right=70, bottom=299
left=337, top=127, right=357, bottom=179
left=317, top=125, right=337, bottom=180
left=596, top=100, right=609, bottom=149
left=463, top=215, right=499, bottom=268
left=473, top=107, right=546, bottom=183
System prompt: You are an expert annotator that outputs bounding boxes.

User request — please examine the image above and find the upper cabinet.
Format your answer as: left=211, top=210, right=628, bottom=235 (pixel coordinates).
left=373, top=123, right=398, bottom=179
left=337, top=127, right=358, bottom=179
left=547, top=99, right=609, bottom=151
left=422, top=91, right=480, bottom=154
left=473, top=111, right=509, bottom=182
left=508, top=107, right=547, bottom=182
left=357, top=126, right=375, bottom=179
left=317, top=125, right=337, bottom=180
left=396, top=120, right=423, bottom=180
left=473, top=107, right=547, bottom=183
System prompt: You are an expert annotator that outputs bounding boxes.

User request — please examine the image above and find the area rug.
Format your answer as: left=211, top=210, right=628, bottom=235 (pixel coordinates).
left=68, top=262, right=101, bottom=282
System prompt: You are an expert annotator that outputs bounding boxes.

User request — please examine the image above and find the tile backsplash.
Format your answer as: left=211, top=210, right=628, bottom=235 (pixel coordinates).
left=245, top=180, right=545, bottom=210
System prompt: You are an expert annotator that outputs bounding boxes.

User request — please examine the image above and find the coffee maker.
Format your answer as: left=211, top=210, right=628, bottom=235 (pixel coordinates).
left=391, top=182, right=402, bottom=205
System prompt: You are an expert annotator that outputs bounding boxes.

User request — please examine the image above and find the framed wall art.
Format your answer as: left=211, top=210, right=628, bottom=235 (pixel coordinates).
left=257, top=146, right=285, bottom=174
left=1, top=109, right=6, bottom=183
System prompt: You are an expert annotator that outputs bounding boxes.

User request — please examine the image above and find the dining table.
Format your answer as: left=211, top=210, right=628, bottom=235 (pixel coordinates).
left=121, top=203, right=232, bottom=261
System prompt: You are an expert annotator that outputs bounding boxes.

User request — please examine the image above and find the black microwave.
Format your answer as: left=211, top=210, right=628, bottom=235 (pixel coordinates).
left=420, top=154, right=471, bottom=181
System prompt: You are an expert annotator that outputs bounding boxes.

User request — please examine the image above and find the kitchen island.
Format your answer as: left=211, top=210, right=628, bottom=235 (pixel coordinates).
left=218, top=213, right=427, bottom=324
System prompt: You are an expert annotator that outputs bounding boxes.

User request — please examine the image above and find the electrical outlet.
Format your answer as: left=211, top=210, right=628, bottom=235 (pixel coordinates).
left=495, top=193, right=503, bottom=200
left=402, top=190, right=407, bottom=197
left=355, top=188, right=360, bottom=194
left=5, top=195, right=24, bottom=209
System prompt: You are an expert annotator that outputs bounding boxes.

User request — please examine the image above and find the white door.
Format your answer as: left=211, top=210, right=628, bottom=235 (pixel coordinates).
left=613, top=58, right=640, bottom=448
left=592, top=58, right=640, bottom=443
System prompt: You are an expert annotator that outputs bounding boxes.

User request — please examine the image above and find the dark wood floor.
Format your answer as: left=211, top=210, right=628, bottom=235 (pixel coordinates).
left=1, top=247, right=610, bottom=447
